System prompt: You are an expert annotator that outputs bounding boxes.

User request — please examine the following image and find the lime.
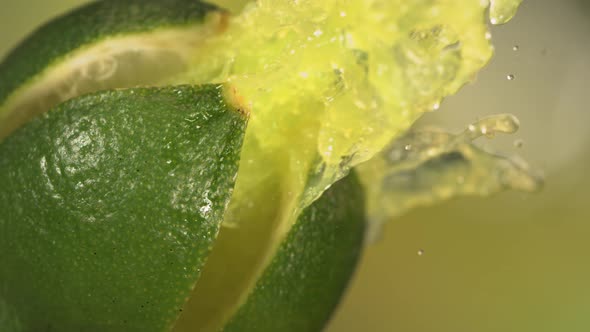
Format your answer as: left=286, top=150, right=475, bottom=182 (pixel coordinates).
left=220, top=173, right=365, bottom=332
left=0, top=84, right=248, bottom=331
left=0, top=0, right=515, bottom=330
left=0, top=1, right=367, bottom=331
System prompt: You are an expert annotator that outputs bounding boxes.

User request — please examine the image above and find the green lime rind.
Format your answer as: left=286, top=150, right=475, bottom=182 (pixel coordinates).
left=0, top=0, right=220, bottom=106
left=222, top=173, right=366, bottom=332
left=0, top=84, right=247, bottom=332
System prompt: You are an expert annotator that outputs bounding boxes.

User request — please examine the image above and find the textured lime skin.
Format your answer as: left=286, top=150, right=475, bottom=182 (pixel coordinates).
left=223, top=173, right=365, bottom=332
left=0, top=85, right=247, bottom=332
left=0, top=0, right=220, bottom=105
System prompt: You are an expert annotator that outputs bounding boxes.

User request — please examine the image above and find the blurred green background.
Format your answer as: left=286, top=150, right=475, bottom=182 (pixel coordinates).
left=1, top=0, right=589, bottom=331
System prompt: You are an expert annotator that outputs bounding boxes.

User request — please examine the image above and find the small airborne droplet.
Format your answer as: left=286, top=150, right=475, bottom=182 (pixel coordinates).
left=512, top=45, right=519, bottom=51
left=417, top=249, right=425, bottom=256
left=507, top=74, right=515, bottom=81
left=514, top=139, right=524, bottom=148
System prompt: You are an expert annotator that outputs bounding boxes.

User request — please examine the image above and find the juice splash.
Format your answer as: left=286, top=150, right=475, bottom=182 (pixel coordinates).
left=357, top=114, right=543, bottom=241
left=180, top=0, right=521, bottom=229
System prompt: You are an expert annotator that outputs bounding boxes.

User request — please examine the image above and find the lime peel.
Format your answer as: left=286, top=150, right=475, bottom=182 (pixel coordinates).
left=0, top=84, right=248, bottom=332
left=0, top=4, right=228, bottom=140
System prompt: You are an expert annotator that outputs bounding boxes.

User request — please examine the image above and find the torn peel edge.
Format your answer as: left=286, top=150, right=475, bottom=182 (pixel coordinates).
left=224, top=84, right=252, bottom=118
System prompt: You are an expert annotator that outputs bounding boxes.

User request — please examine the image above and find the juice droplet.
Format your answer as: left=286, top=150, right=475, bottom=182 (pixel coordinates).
left=507, top=74, right=515, bottom=80
left=489, top=0, right=524, bottom=25
left=464, top=113, right=520, bottom=140
left=512, top=45, right=519, bottom=51
left=417, top=249, right=425, bottom=256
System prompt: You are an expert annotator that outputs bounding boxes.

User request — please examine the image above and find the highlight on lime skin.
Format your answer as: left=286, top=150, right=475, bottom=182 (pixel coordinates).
left=0, top=0, right=536, bottom=332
